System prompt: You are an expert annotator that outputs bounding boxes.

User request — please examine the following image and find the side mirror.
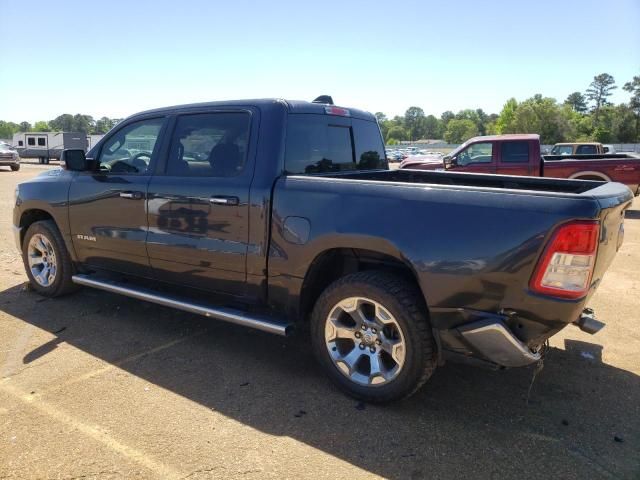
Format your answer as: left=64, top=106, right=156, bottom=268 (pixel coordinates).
left=443, top=155, right=457, bottom=169
left=60, top=149, right=90, bottom=171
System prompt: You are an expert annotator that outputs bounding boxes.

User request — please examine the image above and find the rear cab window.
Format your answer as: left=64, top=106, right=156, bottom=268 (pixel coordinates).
left=285, top=114, right=387, bottom=174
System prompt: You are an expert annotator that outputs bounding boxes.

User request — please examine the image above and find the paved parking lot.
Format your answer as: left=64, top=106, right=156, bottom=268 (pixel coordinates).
left=1, top=164, right=638, bottom=479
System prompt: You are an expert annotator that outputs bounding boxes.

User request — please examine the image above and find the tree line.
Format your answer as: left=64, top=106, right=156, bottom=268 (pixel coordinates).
left=0, top=114, right=122, bottom=140
left=1, top=72, right=639, bottom=145
left=378, top=72, right=640, bottom=145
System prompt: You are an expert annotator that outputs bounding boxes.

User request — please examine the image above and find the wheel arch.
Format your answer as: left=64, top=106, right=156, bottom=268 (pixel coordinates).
left=569, top=171, right=612, bottom=182
left=298, top=247, right=428, bottom=324
left=19, top=209, right=55, bottom=249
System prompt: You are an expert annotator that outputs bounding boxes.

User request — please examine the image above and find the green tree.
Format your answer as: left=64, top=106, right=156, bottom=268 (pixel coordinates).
left=564, top=92, right=588, bottom=113
left=455, top=109, right=487, bottom=135
left=404, top=106, right=426, bottom=141
left=386, top=125, right=408, bottom=143
left=19, top=121, right=32, bottom=132
left=585, top=73, right=616, bottom=121
left=623, top=74, right=640, bottom=140
left=0, top=121, right=20, bottom=140
left=444, top=119, right=478, bottom=143
left=495, top=98, right=518, bottom=134
left=440, top=110, right=455, bottom=128
left=374, top=112, right=387, bottom=123
left=512, top=95, right=569, bottom=144
left=72, top=114, right=95, bottom=134
left=33, top=121, right=51, bottom=132
left=49, top=114, right=74, bottom=131
left=475, top=108, right=489, bottom=135
left=93, top=117, right=117, bottom=134
left=423, top=115, right=441, bottom=139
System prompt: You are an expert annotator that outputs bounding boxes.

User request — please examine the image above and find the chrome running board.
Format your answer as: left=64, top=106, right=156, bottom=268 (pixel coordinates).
left=72, top=274, right=292, bottom=337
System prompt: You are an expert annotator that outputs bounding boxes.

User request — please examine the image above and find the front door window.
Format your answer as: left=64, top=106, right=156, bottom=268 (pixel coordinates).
left=457, top=142, right=493, bottom=166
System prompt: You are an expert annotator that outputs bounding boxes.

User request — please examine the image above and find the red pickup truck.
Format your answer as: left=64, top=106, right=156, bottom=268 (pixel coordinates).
left=400, top=134, right=640, bottom=195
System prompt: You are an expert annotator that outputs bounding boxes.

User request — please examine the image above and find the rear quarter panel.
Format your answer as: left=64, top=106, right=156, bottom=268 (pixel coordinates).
left=544, top=158, right=640, bottom=187
left=269, top=175, right=606, bottom=331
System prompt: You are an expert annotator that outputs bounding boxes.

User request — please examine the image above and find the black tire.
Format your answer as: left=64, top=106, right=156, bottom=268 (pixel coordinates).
left=22, top=220, right=77, bottom=297
left=38, top=157, right=44, bottom=164
left=10, top=164, right=20, bottom=171
left=310, top=271, right=436, bottom=403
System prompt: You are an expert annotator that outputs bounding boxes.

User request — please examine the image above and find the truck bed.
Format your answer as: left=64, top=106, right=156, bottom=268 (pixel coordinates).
left=328, top=168, right=605, bottom=195
left=543, top=153, right=639, bottom=161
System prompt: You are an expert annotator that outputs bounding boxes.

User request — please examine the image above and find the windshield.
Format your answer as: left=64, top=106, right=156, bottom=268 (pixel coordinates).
left=447, top=139, right=473, bottom=158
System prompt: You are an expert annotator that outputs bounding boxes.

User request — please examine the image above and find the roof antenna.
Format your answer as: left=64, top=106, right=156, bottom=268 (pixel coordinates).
left=312, top=95, right=334, bottom=105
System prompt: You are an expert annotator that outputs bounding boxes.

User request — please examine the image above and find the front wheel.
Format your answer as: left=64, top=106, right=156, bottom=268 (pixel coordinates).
left=310, top=271, right=436, bottom=403
left=10, top=164, right=20, bottom=171
left=22, top=220, right=77, bottom=297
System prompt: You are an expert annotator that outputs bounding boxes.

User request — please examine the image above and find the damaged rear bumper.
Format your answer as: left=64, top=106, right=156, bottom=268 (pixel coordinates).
left=457, top=319, right=541, bottom=367
left=435, top=307, right=603, bottom=368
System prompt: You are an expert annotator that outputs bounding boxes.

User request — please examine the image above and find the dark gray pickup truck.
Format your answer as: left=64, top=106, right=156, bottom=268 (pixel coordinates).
left=13, top=98, right=633, bottom=402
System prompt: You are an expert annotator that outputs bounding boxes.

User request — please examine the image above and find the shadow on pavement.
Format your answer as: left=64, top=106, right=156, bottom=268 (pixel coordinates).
left=1, top=284, right=638, bottom=479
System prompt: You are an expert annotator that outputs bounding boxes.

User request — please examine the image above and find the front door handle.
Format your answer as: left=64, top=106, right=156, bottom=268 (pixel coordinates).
left=120, top=191, right=144, bottom=200
left=210, top=195, right=239, bottom=206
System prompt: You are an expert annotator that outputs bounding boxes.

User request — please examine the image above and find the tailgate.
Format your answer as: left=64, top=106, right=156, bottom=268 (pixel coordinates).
left=588, top=182, right=634, bottom=296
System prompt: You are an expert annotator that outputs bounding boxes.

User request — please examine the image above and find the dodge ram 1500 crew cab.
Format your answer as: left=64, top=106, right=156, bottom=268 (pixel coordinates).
left=400, top=134, right=640, bottom=195
left=13, top=99, right=633, bottom=402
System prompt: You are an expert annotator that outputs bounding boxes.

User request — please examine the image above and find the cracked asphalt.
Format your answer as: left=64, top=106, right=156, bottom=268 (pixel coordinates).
left=1, top=164, right=639, bottom=479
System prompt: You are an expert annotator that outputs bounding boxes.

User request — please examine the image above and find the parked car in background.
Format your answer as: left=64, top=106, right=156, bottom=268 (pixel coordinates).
left=550, top=142, right=606, bottom=155
left=401, top=134, right=640, bottom=195
left=13, top=100, right=633, bottom=402
left=603, top=144, right=616, bottom=154
left=386, top=151, right=405, bottom=163
left=0, top=141, right=20, bottom=171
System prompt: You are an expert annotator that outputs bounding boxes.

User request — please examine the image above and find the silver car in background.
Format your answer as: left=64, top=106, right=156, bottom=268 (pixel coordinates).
left=0, top=141, right=20, bottom=171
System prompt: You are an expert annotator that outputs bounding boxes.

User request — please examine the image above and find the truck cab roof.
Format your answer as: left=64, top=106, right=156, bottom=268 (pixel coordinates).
left=130, top=98, right=377, bottom=122
left=464, top=134, right=540, bottom=143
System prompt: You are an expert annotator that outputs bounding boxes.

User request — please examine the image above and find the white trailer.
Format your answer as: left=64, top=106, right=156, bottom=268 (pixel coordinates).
left=12, top=132, right=104, bottom=164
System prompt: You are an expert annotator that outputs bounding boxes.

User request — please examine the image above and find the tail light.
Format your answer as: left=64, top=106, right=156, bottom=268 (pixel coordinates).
left=529, top=221, right=600, bottom=299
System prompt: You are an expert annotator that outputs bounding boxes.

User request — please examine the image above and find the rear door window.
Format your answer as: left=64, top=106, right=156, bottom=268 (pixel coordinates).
left=165, top=112, right=251, bottom=177
left=501, top=141, right=529, bottom=163
left=576, top=145, right=597, bottom=154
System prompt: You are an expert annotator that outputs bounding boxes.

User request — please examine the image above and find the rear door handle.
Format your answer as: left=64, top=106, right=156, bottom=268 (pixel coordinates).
left=210, top=195, right=239, bottom=206
left=120, top=191, right=144, bottom=200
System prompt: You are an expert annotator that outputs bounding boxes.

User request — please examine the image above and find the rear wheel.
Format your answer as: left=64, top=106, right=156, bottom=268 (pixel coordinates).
left=311, top=271, right=436, bottom=403
left=22, top=220, right=77, bottom=297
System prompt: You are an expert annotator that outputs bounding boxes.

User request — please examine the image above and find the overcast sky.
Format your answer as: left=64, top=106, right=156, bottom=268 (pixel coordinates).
left=1, top=0, right=638, bottom=123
